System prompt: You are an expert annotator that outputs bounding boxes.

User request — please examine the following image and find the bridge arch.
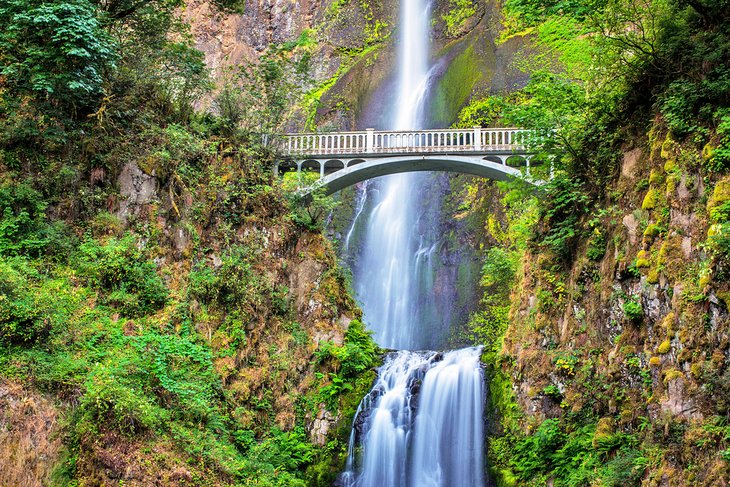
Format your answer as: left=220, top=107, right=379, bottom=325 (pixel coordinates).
left=274, top=127, right=544, bottom=195
left=292, top=154, right=536, bottom=196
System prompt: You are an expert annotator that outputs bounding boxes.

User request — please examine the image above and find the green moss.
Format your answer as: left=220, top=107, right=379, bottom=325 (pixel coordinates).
left=642, top=189, right=659, bottom=210
left=665, top=175, right=678, bottom=197
left=647, top=268, right=660, bottom=284
left=442, top=0, right=477, bottom=37
left=707, top=176, right=730, bottom=223
left=636, top=250, right=651, bottom=268
left=430, top=42, right=488, bottom=127
left=657, top=339, right=671, bottom=354
left=702, top=141, right=716, bottom=161
left=649, top=169, right=664, bottom=185
left=661, top=312, right=676, bottom=333
left=592, top=417, right=615, bottom=449
left=663, top=368, right=684, bottom=383
left=643, top=223, right=661, bottom=239
left=661, top=133, right=678, bottom=160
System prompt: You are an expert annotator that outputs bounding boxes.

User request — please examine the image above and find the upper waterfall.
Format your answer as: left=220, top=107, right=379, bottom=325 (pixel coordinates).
left=355, top=0, right=436, bottom=350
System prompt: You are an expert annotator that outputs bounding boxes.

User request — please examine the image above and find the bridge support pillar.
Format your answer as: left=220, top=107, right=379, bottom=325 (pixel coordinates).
left=366, top=128, right=375, bottom=153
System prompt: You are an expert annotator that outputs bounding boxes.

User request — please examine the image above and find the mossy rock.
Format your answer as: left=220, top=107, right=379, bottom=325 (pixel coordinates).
left=636, top=250, right=651, bottom=268
left=666, top=175, right=678, bottom=198
left=649, top=169, right=664, bottom=185
left=663, top=368, right=684, bottom=383
left=642, top=189, right=659, bottom=210
left=592, top=417, right=615, bottom=449
left=702, top=141, right=716, bottom=161
left=717, top=291, right=730, bottom=308
left=661, top=133, right=679, bottom=160
left=661, top=312, right=676, bottom=334
left=690, top=361, right=702, bottom=378
left=657, top=339, right=671, bottom=354
left=644, top=223, right=661, bottom=239
left=647, top=268, right=660, bottom=284
left=664, top=159, right=678, bottom=172
left=707, top=176, right=730, bottom=223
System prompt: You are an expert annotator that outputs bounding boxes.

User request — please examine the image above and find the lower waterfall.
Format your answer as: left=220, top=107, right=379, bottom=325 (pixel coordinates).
left=339, top=348, right=486, bottom=487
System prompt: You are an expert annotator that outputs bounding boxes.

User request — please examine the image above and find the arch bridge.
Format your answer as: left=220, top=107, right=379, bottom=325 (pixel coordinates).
left=275, top=127, right=542, bottom=195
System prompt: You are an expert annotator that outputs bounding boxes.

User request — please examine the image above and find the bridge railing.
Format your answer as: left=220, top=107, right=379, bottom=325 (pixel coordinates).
left=280, top=127, right=529, bottom=156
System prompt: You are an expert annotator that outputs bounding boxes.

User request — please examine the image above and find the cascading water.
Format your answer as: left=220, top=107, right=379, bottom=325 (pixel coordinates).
left=340, top=348, right=485, bottom=487
left=354, top=0, right=433, bottom=351
left=339, top=0, right=488, bottom=485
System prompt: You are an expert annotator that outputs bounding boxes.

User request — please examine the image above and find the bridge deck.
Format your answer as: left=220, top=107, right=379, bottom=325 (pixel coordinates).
left=274, top=127, right=538, bottom=195
left=280, top=127, right=529, bottom=158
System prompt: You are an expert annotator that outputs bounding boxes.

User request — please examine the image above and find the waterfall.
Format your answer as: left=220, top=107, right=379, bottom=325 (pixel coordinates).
left=339, top=0, right=487, bottom=484
left=339, top=348, right=485, bottom=487
left=354, top=0, right=435, bottom=350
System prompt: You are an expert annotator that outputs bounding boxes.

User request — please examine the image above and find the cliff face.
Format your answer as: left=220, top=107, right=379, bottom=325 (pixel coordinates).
left=182, top=0, right=528, bottom=130
left=496, top=123, right=730, bottom=484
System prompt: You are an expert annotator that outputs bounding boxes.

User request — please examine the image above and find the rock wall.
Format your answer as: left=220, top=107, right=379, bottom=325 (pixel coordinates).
left=501, top=124, right=730, bottom=483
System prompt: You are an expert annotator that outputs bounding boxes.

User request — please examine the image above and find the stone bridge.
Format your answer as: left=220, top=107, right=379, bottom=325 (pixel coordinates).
left=274, top=127, right=541, bottom=195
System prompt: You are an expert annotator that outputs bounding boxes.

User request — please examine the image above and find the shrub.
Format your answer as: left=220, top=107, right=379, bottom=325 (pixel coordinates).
left=0, top=260, right=46, bottom=344
left=481, top=247, right=518, bottom=289
left=0, top=0, right=118, bottom=111
left=587, top=230, right=607, bottom=261
left=0, top=183, right=71, bottom=257
left=623, top=299, right=643, bottom=322
left=75, top=235, right=168, bottom=316
left=188, top=245, right=281, bottom=319
left=79, top=365, right=169, bottom=435
left=132, top=332, right=219, bottom=422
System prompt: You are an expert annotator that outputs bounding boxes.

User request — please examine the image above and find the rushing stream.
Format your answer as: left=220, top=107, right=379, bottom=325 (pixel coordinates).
left=338, top=0, right=487, bottom=485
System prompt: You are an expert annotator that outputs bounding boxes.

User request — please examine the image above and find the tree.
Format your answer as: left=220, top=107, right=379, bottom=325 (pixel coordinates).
left=0, top=0, right=118, bottom=112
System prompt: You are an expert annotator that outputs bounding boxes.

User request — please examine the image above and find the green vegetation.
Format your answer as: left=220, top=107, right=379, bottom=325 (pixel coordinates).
left=0, top=0, right=378, bottom=484
left=454, top=0, right=730, bottom=484
left=442, top=0, right=477, bottom=37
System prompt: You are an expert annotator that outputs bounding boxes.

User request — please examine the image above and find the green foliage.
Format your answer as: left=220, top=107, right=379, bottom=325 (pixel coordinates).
left=554, top=353, right=578, bottom=376
left=75, top=235, right=168, bottom=316
left=537, top=175, right=591, bottom=262
left=79, top=363, right=170, bottom=435
left=481, top=247, right=519, bottom=290
left=586, top=229, right=607, bottom=261
left=0, top=259, right=46, bottom=344
left=623, top=298, right=643, bottom=323
left=0, top=183, right=71, bottom=257
left=510, top=418, right=644, bottom=486
left=214, top=50, right=307, bottom=142
left=709, top=223, right=730, bottom=258
left=188, top=244, right=286, bottom=321
left=284, top=181, right=340, bottom=231
left=131, top=333, right=220, bottom=421
left=0, top=0, right=118, bottom=111
left=442, top=0, right=477, bottom=37
left=314, top=319, right=378, bottom=410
